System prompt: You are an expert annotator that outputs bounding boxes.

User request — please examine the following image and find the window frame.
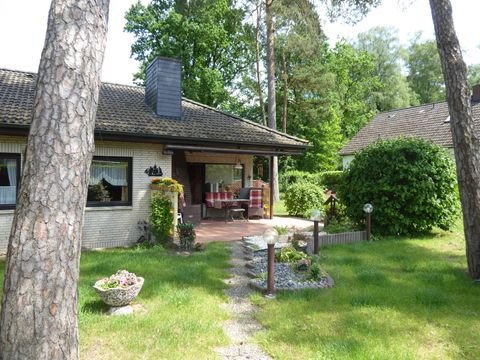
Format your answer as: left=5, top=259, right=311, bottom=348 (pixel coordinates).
left=87, top=156, right=133, bottom=207
left=0, top=153, right=21, bottom=210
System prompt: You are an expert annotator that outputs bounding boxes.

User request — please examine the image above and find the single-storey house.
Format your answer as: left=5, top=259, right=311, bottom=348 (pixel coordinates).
left=0, top=57, right=308, bottom=250
left=340, top=86, right=480, bottom=168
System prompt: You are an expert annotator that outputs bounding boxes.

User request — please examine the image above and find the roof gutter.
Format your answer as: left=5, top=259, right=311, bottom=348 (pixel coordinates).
left=164, top=144, right=304, bottom=156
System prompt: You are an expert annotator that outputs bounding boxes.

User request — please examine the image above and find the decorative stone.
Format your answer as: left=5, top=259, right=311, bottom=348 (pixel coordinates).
left=107, top=305, right=133, bottom=316
left=296, top=258, right=311, bottom=271
left=93, top=277, right=144, bottom=307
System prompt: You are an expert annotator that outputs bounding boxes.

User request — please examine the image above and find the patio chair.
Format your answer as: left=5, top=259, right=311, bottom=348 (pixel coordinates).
left=247, top=188, right=264, bottom=219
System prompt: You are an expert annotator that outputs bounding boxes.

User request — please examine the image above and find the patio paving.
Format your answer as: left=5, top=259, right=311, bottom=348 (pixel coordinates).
left=195, top=216, right=313, bottom=243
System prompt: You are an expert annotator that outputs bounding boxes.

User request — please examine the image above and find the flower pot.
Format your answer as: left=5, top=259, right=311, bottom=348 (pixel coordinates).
left=93, top=277, right=144, bottom=307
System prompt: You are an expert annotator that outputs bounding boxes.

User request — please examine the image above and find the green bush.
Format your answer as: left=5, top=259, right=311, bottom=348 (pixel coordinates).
left=339, top=138, right=460, bottom=235
left=150, top=193, right=174, bottom=245
left=319, top=171, right=344, bottom=192
left=275, top=246, right=309, bottom=263
left=177, top=223, right=196, bottom=250
left=279, top=170, right=322, bottom=192
left=284, top=182, right=324, bottom=217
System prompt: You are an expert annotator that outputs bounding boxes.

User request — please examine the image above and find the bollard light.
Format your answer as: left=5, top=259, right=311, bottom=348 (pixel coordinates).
left=310, top=209, right=321, bottom=255
left=363, top=203, right=373, bottom=241
left=263, top=228, right=278, bottom=298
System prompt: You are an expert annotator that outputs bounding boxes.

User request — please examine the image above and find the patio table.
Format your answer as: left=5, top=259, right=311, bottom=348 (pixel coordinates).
left=214, top=199, right=250, bottom=222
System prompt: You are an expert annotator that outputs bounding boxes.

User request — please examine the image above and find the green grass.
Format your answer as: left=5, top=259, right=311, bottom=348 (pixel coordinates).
left=78, top=243, right=230, bottom=359
left=251, top=223, right=480, bottom=360
left=274, top=198, right=289, bottom=216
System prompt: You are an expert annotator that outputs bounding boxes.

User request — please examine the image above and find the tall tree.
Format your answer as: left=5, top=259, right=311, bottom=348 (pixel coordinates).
left=0, top=0, right=109, bottom=358
left=355, top=26, right=418, bottom=111
left=125, top=0, right=253, bottom=107
left=406, top=35, right=445, bottom=103
left=429, top=0, right=480, bottom=279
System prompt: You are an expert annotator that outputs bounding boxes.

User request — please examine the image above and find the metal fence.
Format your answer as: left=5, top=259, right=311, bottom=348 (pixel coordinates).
left=307, top=231, right=367, bottom=252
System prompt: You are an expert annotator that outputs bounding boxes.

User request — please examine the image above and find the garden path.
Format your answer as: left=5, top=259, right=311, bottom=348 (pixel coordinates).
left=215, top=241, right=271, bottom=360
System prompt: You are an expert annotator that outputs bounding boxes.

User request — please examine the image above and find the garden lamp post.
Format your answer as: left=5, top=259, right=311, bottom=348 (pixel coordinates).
left=310, top=210, right=321, bottom=254
left=264, top=228, right=278, bottom=298
left=363, top=203, right=373, bottom=241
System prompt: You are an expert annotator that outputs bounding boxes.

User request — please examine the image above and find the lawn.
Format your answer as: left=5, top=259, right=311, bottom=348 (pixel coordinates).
left=274, top=198, right=289, bottom=216
left=77, top=243, right=230, bottom=359
left=251, top=222, right=480, bottom=360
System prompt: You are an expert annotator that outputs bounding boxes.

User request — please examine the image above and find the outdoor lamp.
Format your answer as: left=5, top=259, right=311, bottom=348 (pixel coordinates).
left=310, top=210, right=321, bottom=254
left=263, top=228, right=278, bottom=297
left=363, top=203, right=373, bottom=241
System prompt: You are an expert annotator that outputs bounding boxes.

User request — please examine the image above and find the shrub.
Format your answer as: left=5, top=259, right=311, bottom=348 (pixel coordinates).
left=177, top=223, right=196, bottom=250
left=319, top=171, right=344, bottom=192
left=279, top=170, right=322, bottom=192
left=339, top=138, right=460, bottom=235
left=150, top=193, right=174, bottom=245
left=275, top=246, right=309, bottom=263
left=284, top=182, right=324, bottom=217
left=273, top=225, right=289, bottom=235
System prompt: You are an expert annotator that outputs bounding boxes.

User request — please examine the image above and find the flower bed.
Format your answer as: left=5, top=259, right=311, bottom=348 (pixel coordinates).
left=93, top=270, right=144, bottom=307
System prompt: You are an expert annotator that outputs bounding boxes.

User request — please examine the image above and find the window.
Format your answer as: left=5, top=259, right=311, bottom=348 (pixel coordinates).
left=0, top=153, right=21, bottom=209
left=87, top=157, right=132, bottom=206
left=204, top=164, right=243, bottom=192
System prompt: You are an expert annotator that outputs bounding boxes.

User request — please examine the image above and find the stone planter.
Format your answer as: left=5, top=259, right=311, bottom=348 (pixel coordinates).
left=93, top=277, right=144, bottom=307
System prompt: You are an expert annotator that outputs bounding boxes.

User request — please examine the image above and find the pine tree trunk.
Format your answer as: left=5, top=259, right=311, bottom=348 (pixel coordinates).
left=255, top=0, right=266, bottom=126
left=430, top=0, right=480, bottom=279
left=0, top=0, right=110, bottom=358
left=282, top=50, right=288, bottom=133
left=266, top=0, right=280, bottom=202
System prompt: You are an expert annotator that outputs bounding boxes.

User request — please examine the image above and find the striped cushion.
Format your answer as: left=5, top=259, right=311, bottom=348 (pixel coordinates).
left=205, top=192, right=233, bottom=208
left=249, top=189, right=263, bottom=208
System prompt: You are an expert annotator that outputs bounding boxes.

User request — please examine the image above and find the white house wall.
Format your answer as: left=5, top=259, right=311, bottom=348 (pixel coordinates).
left=0, top=136, right=171, bottom=251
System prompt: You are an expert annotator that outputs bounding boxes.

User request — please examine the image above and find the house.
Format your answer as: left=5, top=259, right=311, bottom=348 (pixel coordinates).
left=340, top=85, right=480, bottom=169
left=0, top=57, right=308, bottom=251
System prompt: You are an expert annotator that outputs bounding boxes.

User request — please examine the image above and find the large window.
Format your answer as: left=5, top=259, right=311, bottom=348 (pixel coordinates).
left=87, top=156, right=132, bottom=206
left=205, top=164, right=243, bottom=192
left=0, top=153, right=21, bottom=209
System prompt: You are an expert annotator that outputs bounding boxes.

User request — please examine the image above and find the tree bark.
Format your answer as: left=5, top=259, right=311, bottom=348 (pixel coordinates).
left=0, top=0, right=110, bottom=358
left=281, top=49, right=288, bottom=133
left=255, top=0, right=266, bottom=126
left=430, top=0, right=480, bottom=279
left=266, top=0, right=280, bottom=202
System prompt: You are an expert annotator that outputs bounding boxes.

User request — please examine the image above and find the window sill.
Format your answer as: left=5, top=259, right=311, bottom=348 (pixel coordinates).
left=85, top=206, right=133, bottom=212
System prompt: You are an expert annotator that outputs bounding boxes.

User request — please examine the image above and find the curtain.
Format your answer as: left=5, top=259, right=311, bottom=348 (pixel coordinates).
left=0, top=159, right=17, bottom=204
left=89, top=160, right=128, bottom=186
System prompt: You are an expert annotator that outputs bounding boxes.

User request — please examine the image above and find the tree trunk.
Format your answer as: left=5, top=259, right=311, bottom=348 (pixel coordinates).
left=266, top=0, right=280, bottom=202
left=430, top=0, right=480, bottom=279
left=0, top=0, right=110, bottom=358
left=281, top=49, right=288, bottom=133
left=255, top=0, right=266, bottom=126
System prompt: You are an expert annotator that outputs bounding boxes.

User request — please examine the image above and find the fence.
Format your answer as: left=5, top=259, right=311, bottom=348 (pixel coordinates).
left=307, top=231, right=367, bottom=252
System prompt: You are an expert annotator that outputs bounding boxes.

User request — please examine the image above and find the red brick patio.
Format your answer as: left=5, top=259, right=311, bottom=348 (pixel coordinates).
left=195, top=216, right=313, bottom=243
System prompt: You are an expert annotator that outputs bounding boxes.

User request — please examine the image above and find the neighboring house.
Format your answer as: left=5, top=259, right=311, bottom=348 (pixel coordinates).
left=0, top=57, right=308, bottom=251
left=340, top=86, right=480, bottom=169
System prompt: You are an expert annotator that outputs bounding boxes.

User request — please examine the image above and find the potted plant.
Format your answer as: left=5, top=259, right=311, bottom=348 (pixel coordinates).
left=93, top=270, right=144, bottom=307
left=90, top=182, right=111, bottom=202
left=150, top=177, right=183, bottom=195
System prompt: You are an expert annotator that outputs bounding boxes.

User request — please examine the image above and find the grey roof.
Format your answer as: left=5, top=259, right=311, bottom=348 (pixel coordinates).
left=340, top=101, right=480, bottom=156
left=0, top=68, right=307, bottom=150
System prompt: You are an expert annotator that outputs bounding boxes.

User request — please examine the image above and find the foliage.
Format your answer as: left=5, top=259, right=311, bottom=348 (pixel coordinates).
left=95, top=270, right=139, bottom=290
left=177, top=222, right=196, bottom=251
left=275, top=246, right=309, bottom=263
left=283, top=182, right=324, bottom=217
left=406, top=35, right=445, bottom=103
left=355, top=26, right=418, bottom=111
left=150, top=193, right=174, bottom=245
left=125, top=0, right=253, bottom=107
left=323, top=217, right=356, bottom=234
left=340, top=138, right=460, bottom=235
left=309, top=262, right=322, bottom=280
left=468, top=63, right=480, bottom=86
left=320, top=170, right=344, bottom=191
left=151, top=177, right=184, bottom=195
left=279, top=170, right=321, bottom=192
left=273, top=225, right=289, bottom=235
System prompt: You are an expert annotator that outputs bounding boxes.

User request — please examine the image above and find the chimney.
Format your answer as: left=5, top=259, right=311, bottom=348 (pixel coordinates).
left=145, top=57, right=182, bottom=119
left=472, top=84, right=480, bottom=103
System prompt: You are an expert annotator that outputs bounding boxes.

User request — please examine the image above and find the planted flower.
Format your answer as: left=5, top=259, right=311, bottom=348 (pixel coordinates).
left=93, top=270, right=144, bottom=307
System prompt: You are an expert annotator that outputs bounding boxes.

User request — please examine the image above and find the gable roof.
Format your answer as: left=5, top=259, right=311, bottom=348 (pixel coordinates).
left=340, top=101, right=480, bottom=156
left=0, top=68, right=308, bottom=152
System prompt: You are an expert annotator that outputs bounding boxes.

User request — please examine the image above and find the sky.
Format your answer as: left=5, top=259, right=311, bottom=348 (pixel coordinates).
left=0, top=0, right=478, bottom=86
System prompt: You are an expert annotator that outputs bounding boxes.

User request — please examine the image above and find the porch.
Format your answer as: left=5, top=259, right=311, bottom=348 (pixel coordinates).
left=195, top=216, right=312, bottom=243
